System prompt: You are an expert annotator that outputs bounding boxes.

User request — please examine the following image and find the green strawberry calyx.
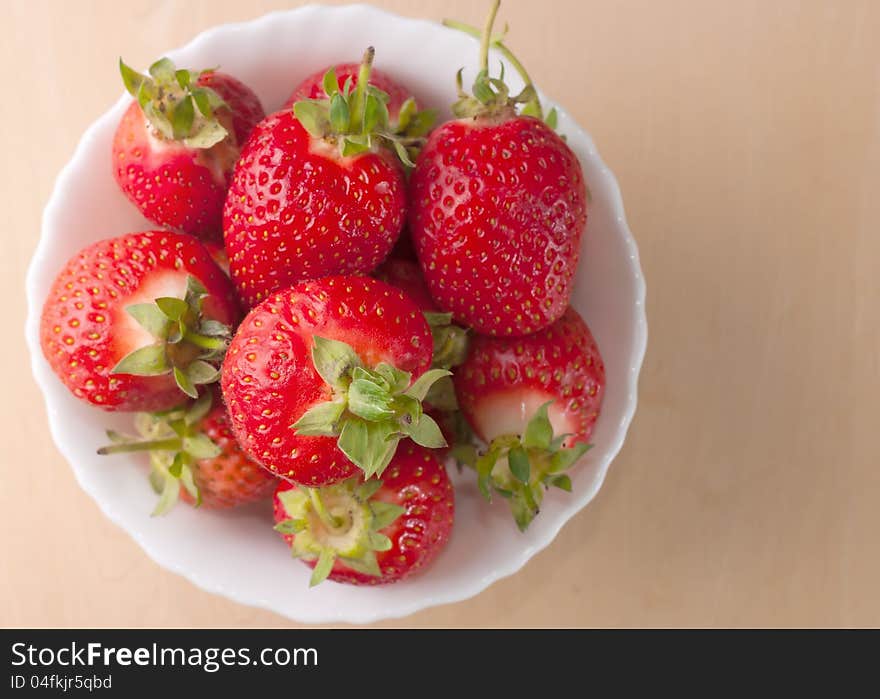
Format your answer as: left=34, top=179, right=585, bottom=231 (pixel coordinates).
left=443, top=0, right=559, bottom=128
left=97, top=392, right=221, bottom=516
left=274, top=478, right=405, bottom=587
left=120, top=57, right=232, bottom=148
left=292, top=47, right=437, bottom=167
left=454, top=401, right=591, bottom=532
left=292, top=336, right=450, bottom=479
left=110, top=275, right=231, bottom=401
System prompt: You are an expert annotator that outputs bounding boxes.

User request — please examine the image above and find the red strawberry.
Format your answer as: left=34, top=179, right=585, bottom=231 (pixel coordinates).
left=453, top=307, right=605, bottom=530
left=113, top=57, right=264, bottom=239
left=273, top=442, right=454, bottom=586
left=39, top=231, right=239, bottom=412
left=223, top=49, right=425, bottom=308
left=409, top=7, right=588, bottom=337
left=98, top=390, right=276, bottom=514
left=283, top=62, right=410, bottom=120
left=222, top=110, right=404, bottom=308
left=221, top=276, right=450, bottom=486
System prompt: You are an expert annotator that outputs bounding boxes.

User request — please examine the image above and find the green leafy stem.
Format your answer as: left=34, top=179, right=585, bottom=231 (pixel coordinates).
left=120, top=57, right=230, bottom=148
left=98, top=392, right=221, bottom=516
left=442, top=2, right=559, bottom=128
left=110, top=275, right=231, bottom=400
left=453, top=401, right=590, bottom=531
left=292, top=47, right=437, bottom=167
left=292, top=336, right=451, bottom=479
left=274, top=478, right=405, bottom=586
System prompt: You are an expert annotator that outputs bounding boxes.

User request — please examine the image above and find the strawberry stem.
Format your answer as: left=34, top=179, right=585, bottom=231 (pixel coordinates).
left=307, top=487, right=344, bottom=530
left=97, top=437, right=181, bottom=455
left=479, top=0, right=501, bottom=74
left=443, top=14, right=544, bottom=117
left=350, top=46, right=375, bottom=133
left=444, top=19, right=535, bottom=93
left=183, top=331, right=228, bottom=351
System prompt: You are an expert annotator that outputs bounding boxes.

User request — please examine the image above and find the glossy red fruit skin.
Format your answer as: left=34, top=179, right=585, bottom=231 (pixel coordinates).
left=273, top=442, right=454, bottom=585
left=223, top=112, right=407, bottom=308
left=39, top=231, right=239, bottom=412
left=454, top=307, right=605, bottom=445
left=112, top=72, right=265, bottom=240
left=409, top=116, right=588, bottom=337
left=221, top=276, right=433, bottom=486
left=373, top=258, right=438, bottom=312
left=282, top=62, right=410, bottom=119
left=182, top=401, right=277, bottom=508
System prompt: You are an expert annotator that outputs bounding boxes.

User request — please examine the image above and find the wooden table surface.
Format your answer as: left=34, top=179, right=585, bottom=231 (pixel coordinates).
left=3, top=0, right=879, bottom=628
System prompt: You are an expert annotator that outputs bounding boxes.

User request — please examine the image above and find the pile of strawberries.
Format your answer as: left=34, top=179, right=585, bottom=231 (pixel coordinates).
left=39, top=2, right=605, bottom=587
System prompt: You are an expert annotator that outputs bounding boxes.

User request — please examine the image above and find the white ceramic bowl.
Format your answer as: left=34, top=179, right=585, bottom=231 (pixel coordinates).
left=25, top=4, right=646, bottom=623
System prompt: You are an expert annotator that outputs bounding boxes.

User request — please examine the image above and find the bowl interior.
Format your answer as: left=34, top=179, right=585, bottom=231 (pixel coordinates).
left=25, top=4, right=646, bottom=624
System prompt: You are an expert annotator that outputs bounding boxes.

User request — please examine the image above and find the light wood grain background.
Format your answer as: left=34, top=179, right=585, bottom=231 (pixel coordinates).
left=3, top=0, right=878, bottom=627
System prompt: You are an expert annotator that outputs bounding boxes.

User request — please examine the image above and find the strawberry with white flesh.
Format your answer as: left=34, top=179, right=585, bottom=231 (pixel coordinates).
left=273, top=442, right=454, bottom=586
left=98, top=391, right=276, bottom=515
left=454, top=307, right=605, bottom=531
left=409, top=1, right=588, bottom=336
left=221, top=276, right=450, bottom=486
left=39, top=231, right=238, bottom=412
left=223, top=48, right=433, bottom=308
left=113, top=57, right=264, bottom=239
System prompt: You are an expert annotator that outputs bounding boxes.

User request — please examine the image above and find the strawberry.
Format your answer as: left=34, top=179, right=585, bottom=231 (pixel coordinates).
left=113, top=57, right=264, bottom=239
left=223, top=48, right=435, bottom=308
left=221, top=276, right=450, bottom=486
left=283, top=62, right=410, bottom=120
left=39, top=231, right=239, bottom=412
left=98, top=390, right=276, bottom=515
left=220, top=101, right=404, bottom=308
left=453, top=307, right=605, bottom=530
left=273, top=442, right=454, bottom=586
left=409, top=3, right=588, bottom=336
